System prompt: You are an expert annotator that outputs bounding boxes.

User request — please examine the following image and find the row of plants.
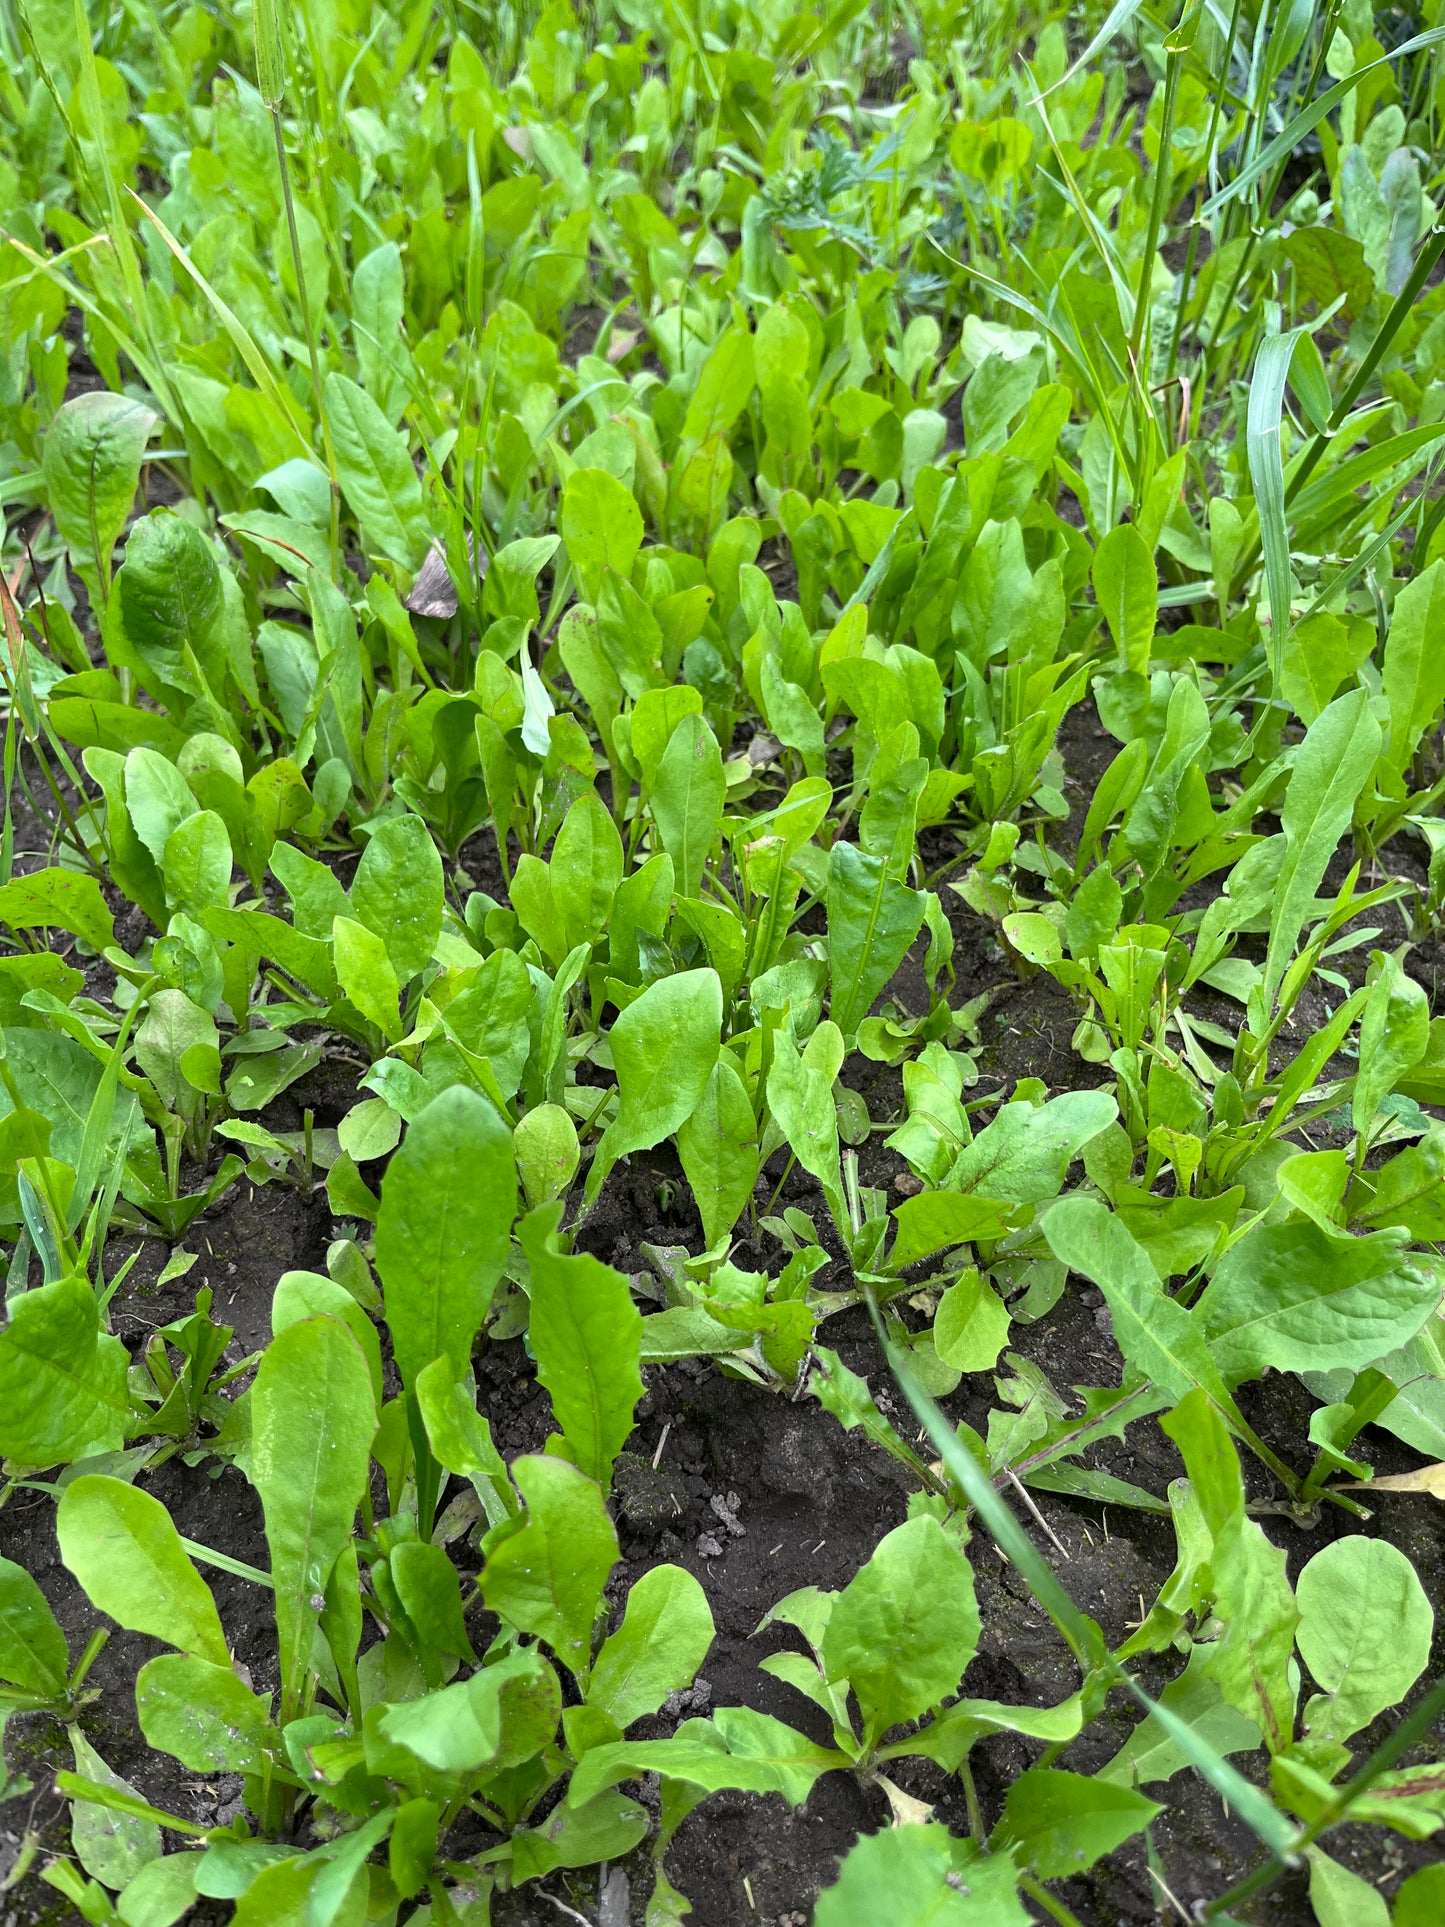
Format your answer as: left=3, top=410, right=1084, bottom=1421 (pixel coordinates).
left=2, top=0, right=1445, bottom=1920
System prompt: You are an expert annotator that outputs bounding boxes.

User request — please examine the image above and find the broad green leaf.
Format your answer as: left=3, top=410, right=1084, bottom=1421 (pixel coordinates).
left=890, top=1193, right=1013, bottom=1270
left=1305, top=1848, right=1391, bottom=1927
left=332, top=914, right=401, bottom=1040
left=379, top=1670, right=502, bottom=1774
left=827, top=841, right=926, bottom=1046
left=272, top=1270, right=383, bottom=1408
left=136, top=1654, right=273, bottom=1775
left=1395, top=1866, right=1445, bottom=1927
left=821, top=1517, right=980, bottom=1743
left=124, top=747, right=198, bottom=865
left=162, top=811, right=232, bottom=917
left=950, top=1091, right=1116, bottom=1202
left=118, top=510, right=225, bottom=694
left=677, top=1055, right=759, bottom=1250
left=1382, top=559, right=1445, bottom=773
left=1091, top=524, right=1156, bottom=673
left=350, top=813, right=443, bottom=980
left=323, top=372, right=428, bottom=568
left=352, top=241, right=409, bottom=424
left=391, top=1539, right=475, bottom=1667
left=816, top=1826, right=1027, bottom=1927
left=0, top=1556, right=68, bottom=1697
left=589, top=968, right=722, bottom=1202
left=1354, top=951, right=1430, bottom=1134
left=934, top=1271, right=1011, bottom=1373
left=481, top=1454, right=618, bottom=1681
left=588, top=1565, right=714, bottom=1729
left=413, top=1357, right=514, bottom=1525
left=550, top=790, right=623, bottom=953
left=994, top=1768, right=1159, bottom=1878
left=0, top=871, right=115, bottom=952
left=1043, top=1198, right=1238, bottom=1411
left=1096, top=1645, right=1260, bottom=1786
left=1203, top=1510, right=1299, bottom=1746
left=68, top=1727, right=161, bottom=1890
left=519, top=1201, right=642, bottom=1491
left=42, top=392, right=157, bottom=588
left=1296, top=1538, right=1432, bottom=1744
left=1279, top=611, right=1371, bottom=725
left=374, top=1085, right=517, bottom=1385
left=766, top=1017, right=846, bottom=1230
left=1263, top=690, right=1382, bottom=1003
left=650, top=712, right=725, bottom=899
left=1195, top=1220, right=1437, bottom=1382
left=0, top=1274, right=130, bottom=1467
left=569, top=1707, right=847, bottom=1807
left=116, top=1852, right=203, bottom=1927
left=514, top=1103, right=580, bottom=1210
left=561, top=468, right=643, bottom=604
left=251, top=1315, right=376, bottom=1718
left=57, top=1476, right=228, bottom=1665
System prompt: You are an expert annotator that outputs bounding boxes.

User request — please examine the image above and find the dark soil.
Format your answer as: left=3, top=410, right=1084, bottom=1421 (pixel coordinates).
left=4, top=727, right=1445, bottom=1927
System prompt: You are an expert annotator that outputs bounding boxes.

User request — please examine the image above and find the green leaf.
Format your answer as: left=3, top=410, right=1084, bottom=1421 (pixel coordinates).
left=0, top=870, right=115, bottom=952
left=136, top=1654, right=273, bottom=1775
left=349, top=814, right=444, bottom=980
left=391, top=1539, right=475, bottom=1666
left=821, top=1517, right=980, bottom=1744
left=827, top=841, right=926, bottom=1047
left=1395, top=1865, right=1445, bottom=1927
left=1091, top=524, right=1156, bottom=673
left=766, top=1017, right=846, bottom=1231
left=950, top=1091, right=1116, bottom=1203
left=1305, top=1847, right=1391, bottom=1927
left=0, top=1274, right=130, bottom=1467
left=115, top=1852, right=203, bottom=1927
left=1354, top=952, right=1430, bottom=1134
left=1202, top=1510, right=1299, bottom=1747
left=650, top=712, right=725, bottom=899
left=1295, top=1538, right=1433, bottom=1745
left=251, top=1315, right=376, bottom=1718
left=1195, top=1220, right=1437, bottom=1382
left=561, top=468, right=643, bottom=605
left=1263, top=690, right=1382, bottom=1004
left=68, top=1727, right=162, bottom=1890
left=1387, top=558, right=1445, bottom=774
left=519, top=1201, right=642, bottom=1492
left=379, top=1670, right=501, bottom=1774
left=569, top=1706, right=848, bottom=1807
left=375, top=1085, right=517, bottom=1386
left=588, top=1564, right=714, bottom=1729
left=890, top=1192, right=1013, bottom=1269
left=589, top=968, right=722, bottom=1203
left=482, top=1455, right=617, bottom=1681
left=1097, top=1646, right=1260, bottom=1786
left=331, top=914, right=401, bottom=1041
left=1042, top=1198, right=1239, bottom=1412
left=549, top=790, right=624, bottom=953
left=677, top=1056, right=759, bottom=1250
left=0, top=1556, right=69, bottom=1698
left=118, top=510, right=225, bottom=694
left=56, top=1476, right=229, bottom=1665
left=42, top=392, right=157, bottom=588
left=934, top=1271, right=1011, bottom=1373
left=273, top=1270, right=383, bottom=1408
left=816, top=1826, right=1027, bottom=1927
left=994, top=1768, right=1159, bottom=1878
left=323, top=372, right=428, bottom=568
